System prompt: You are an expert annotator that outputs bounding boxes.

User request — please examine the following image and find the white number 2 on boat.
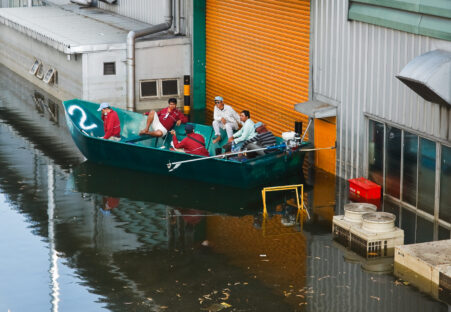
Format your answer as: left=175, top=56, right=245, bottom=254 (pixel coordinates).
left=68, top=105, right=98, bottom=131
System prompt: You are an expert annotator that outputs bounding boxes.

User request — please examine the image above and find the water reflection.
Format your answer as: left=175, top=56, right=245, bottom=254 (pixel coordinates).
left=0, top=64, right=448, bottom=311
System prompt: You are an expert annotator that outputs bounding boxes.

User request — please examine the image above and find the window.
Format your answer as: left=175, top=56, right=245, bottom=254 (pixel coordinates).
left=140, top=80, right=158, bottom=98
left=103, top=62, right=116, bottom=75
left=367, top=117, right=451, bottom=228
left=385, top=126, right=401, bottom=198
left=139, top=79, right=180, bottom=99
left=368, top=120, right=384, bottom=186
left=440, top=146, right=451, bottom=223
left=418, top=138, right=436, bottom=215
left=162, top=79, right=179, bottom=96
left=43, top=68, right=56, bottom=84
left=402, top=132, right=418, bottom=206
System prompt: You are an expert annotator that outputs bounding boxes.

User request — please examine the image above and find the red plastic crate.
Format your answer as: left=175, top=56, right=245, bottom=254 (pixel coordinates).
left=348, top=177, right=381, bottom=200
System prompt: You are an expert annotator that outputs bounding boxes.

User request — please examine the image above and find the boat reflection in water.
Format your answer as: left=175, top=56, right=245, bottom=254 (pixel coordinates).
left=68, top=160, right=308, bottom=215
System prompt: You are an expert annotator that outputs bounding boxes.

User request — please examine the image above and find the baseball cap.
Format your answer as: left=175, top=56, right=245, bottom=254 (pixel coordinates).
left=254, top=122, right=263, bottom=129
left=185, top=124, right=194, bottom=133
left=214, top=96, right=223, bottom=102
left=97, top=102, right=110, bottom=111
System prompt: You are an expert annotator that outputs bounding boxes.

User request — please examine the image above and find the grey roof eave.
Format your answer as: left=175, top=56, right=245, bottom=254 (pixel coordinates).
left=294, top=100, right=337, bottom=119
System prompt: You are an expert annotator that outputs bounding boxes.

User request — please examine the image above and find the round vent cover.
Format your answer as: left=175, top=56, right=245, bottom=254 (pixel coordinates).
left=344, top=203, right=377, bottom=223
left=362, top=212, right=396, bottom=232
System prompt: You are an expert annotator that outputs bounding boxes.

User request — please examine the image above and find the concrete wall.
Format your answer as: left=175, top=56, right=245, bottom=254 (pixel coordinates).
left=82, top=49, right=126, bottom=107
left=311, top=0, right=451, bottom=179
left=0, top=24, right=83, bottom=100
left=134, top=37, right=191, bottom=110
left=81, top=37, right=191, bottom=110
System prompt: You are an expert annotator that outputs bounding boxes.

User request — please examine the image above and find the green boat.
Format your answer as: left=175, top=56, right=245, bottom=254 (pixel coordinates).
left=63, top=99, right=311, bottom=188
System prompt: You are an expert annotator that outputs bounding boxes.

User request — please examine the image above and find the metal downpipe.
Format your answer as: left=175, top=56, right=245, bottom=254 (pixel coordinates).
left=126, top=0, right=173, bottom=111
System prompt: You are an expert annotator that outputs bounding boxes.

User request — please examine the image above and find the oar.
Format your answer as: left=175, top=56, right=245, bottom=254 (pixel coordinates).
left=167, top=144, right=287, bottom=172
left=300, top=146, right=336, bottom=152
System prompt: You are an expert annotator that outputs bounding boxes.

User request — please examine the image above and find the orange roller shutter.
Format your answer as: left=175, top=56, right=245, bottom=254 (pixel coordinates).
left=206, top=0, right=310, bottom=137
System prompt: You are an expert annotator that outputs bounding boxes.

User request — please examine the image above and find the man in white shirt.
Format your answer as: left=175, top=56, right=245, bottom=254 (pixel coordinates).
left=212, top=96, right=241, bottom=144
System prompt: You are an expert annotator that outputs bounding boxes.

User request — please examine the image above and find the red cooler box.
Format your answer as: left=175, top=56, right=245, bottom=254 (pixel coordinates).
left=348, top=177, right=381, bottom=200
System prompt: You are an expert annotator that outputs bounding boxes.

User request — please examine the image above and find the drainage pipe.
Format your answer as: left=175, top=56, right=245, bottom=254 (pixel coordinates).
left=126, top=0, right=172, bottom=111
left=69, top=0, right=93, bottom=6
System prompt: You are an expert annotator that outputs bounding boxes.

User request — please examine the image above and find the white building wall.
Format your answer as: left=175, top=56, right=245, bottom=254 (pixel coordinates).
left=0, top=24, right=83, bottom=100
left=82, top=37, right=191, bottom=111
left=311, top=0, right=451, bottom=179
left=82, top=49, right=126, bottom=107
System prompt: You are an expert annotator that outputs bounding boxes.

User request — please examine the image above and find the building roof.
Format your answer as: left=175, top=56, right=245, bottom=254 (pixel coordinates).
left=0, top=5, right=172, bottom=54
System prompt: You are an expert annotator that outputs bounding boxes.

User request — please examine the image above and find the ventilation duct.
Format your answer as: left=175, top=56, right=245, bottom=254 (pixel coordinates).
left=70, top=0, right=93, bottom=6
left=396, top=50, right=451, bottom=106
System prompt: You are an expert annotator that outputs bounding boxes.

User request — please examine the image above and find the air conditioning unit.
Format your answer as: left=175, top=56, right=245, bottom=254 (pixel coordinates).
left=349, top=212, right=404, bottom=258
left=332, top=203, right=377, bottom=247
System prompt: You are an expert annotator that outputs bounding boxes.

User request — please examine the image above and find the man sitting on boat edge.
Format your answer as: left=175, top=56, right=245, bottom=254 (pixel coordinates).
left=139, top=98, right=188, bottom=137
left=170, top=124, right=210, bottom=156
left=212, top=96, right=242, bottom=144
left=98, top=102, right=121, bottom=141
left=225, top=110, right=257, bottom=152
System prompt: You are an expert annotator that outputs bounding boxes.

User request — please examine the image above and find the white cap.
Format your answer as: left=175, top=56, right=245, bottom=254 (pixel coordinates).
left=97, top=102, right=110, bottom=111
left=214, top=96, right=223, bottom=102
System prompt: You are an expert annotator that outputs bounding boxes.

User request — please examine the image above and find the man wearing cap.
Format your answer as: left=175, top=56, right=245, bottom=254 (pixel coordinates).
left=226, top=110, right=257, bottom=152
left=170, top=124, right=209, bottom=156
left=140, top=98, right=188, bottom=137
left=98, top=102, right=121, bottom=141
left=212, top=96, right=241, bottom=144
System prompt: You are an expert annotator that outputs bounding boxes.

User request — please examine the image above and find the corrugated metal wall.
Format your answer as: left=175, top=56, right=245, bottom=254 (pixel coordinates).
left=98, top=0, right=167, bottom=25
left=205, top=0, right=310, bottom=136
left=311, top=0, right=451, bottom=179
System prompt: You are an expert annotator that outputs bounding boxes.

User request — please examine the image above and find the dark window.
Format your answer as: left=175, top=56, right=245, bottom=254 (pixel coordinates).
left=368, top=120, right=384, bottom=186
left=416, top=216, right=433, bottom=243
left=400, top=208, right=416, bottom=245
left=439, top=145, right=451, bottom=223
left=402, top=132, right=418, bottom=206
left=162, top=80, right=178, bottom=96
left=103, top=62, right=116, bottom=75
left=140, top=80, right=157, bottom=97
left=385, top=126, right=401, bottom=198
left=418, top=138, right=436, bottom=215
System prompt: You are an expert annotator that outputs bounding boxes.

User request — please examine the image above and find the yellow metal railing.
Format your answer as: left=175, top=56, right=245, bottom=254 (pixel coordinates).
left=261, top=184, right=308, bottom=220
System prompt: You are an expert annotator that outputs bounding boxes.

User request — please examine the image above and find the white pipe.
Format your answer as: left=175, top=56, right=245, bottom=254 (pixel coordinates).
left=28, top=0, right=32, bottom=7
left=174, top=0, right=181, bottom=35
left=126, top=0, right=173, bottom=111
left=70, top=0, right=93, bottom=6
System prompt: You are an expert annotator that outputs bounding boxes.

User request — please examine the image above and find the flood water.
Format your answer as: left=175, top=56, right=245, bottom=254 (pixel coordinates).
left=0, top=64, right=448, bottom=311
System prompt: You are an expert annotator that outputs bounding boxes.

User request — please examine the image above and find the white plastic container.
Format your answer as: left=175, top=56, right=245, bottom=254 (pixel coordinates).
left=282, top=131, right=296, bottom=141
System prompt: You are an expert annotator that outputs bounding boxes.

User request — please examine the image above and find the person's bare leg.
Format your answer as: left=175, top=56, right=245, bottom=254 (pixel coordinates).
left=146, top=130, right=164, bottom=137
left=139, top=110, right=156, bottom=135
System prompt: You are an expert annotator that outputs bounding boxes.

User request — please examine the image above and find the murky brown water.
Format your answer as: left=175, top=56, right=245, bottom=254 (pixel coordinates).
left=0, top=64, right=448, bottom=311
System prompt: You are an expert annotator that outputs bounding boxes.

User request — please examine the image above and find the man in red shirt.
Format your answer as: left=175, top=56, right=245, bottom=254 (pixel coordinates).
left=98, top=102, right=121, bottom=140
left=170, top=124, right=209, bottom=156
left=139, top=98, right=188, bottom=137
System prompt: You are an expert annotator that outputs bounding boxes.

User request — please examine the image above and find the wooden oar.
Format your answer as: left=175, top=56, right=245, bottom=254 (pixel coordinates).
left=167, top=144, right=287, bottom=172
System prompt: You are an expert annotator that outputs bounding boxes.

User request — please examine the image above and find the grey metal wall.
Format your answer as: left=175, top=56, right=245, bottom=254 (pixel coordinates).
left=97, top=0, right=192, bottom=35
left=311, top=0, right=451, bottom=179
left=98, top=0, right=165, bottom=24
